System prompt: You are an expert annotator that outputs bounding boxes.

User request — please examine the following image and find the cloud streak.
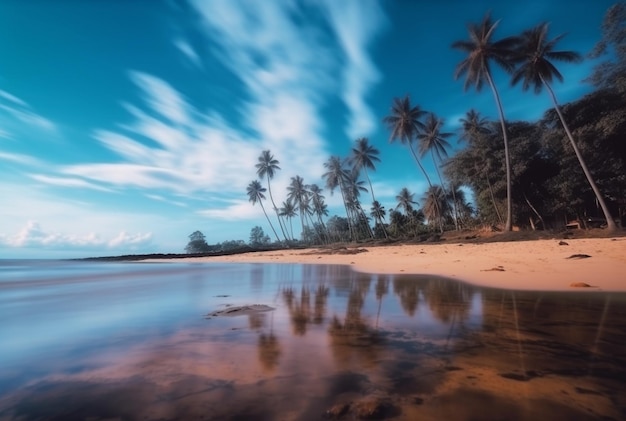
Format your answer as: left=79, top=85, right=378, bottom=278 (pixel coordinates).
left=0, top=220, right=152, bottom=250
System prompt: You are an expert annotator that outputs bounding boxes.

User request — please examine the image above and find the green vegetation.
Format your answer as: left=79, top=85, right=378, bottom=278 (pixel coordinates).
left=242, top=4, right=625, bottom=247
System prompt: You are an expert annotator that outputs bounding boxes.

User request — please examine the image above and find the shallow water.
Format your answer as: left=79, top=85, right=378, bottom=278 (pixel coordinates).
left=1, top=260, right=625, bottom=420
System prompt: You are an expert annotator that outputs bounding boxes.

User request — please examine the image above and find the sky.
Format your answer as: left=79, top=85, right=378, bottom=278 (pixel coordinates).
left=0, top=0, right=614, bottom=258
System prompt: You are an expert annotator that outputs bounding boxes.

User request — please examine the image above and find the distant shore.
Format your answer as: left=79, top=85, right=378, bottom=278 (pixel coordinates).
left=143, top=230, right=626, bottom=292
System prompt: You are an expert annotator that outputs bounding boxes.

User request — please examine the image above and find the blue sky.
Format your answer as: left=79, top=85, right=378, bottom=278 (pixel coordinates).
left=0, top=0, right=613, bottom=258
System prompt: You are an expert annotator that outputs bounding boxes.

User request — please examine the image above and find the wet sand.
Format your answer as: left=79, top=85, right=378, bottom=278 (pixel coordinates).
left=152, top=237, right=626, bottom=292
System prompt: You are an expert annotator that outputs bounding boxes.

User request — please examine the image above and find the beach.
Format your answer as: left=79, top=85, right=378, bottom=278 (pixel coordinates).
left=156, top=236, right=626, bottom=292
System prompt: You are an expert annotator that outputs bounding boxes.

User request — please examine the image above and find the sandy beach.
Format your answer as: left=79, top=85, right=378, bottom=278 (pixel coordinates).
left=156, top=236, right=626, bottom=292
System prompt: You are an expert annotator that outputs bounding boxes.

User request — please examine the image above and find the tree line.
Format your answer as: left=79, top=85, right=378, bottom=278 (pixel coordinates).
left=242, top=4, right=625, bottom=246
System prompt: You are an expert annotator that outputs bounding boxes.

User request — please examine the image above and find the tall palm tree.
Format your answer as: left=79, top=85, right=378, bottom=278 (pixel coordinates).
left=246, top=180, right=280, bottom=242
left=370, top=201, right=388, bottom=239
left=422, top=185, right=449, bottom=229
left=383, top=96, right=434, bottom=187
left=255, top=150, right=289, bottom=241
left=344, top=168, right=374, bottom=239
left=459, top=109, right=491, bottom=144
left=418, top=113, right=454, bottom=231
left=286, top=175, right=309, bottom=240
left=279, top=200, right=296, bottom=241
left=396, top=187, right=416, bottom=216
left=458, top=111, right=504, bottom=224
left=452, top=12, right=518, bottom=231
left=308, top=184, right=330, bottom=243
left=323, top=156, right=354, bottom=240
left=350, top=137, right=387, bottom=238
left=511, top=23, right=617, bottom=231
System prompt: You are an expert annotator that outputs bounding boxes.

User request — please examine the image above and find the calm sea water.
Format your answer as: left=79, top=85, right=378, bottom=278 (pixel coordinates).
left=1, top=259, right=625, bottom=420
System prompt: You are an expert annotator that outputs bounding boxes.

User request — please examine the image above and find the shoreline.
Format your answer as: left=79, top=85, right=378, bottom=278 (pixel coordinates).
left=146, top=236, right=626, bottom=292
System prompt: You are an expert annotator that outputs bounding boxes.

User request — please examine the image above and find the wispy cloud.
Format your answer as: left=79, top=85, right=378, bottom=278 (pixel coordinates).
left=29, top=174, right=115, bottom=192
left=0, top=220, right=152, bottom=250
left=0, top=89, right=56, bottom=134
left=319, top=0, right=387, bottom=139
left=0, top=151, right=42, bottom=166
left=196, top=199, right=260, bottom=221
left=173, top=38, right=202, bottom=68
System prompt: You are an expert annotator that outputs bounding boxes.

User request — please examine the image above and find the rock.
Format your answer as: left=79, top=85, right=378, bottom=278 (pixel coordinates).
left=570, top=282, right=593, bottom=288
left=558, top=241, right=569, bottom=246
left=324, top=403, right=350, bottom=419
left=566, top=254, right=591, bottom=259
left=352, top=396, right=396, bottom=419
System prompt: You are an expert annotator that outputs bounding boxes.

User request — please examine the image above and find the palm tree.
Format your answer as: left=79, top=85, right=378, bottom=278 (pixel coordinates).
left=422, top=185, right=449, bottom=229
left=345, top=168, right=374, bottom=239
left=323, top=156, right=354, bottom=240
left=418, top=113, right=454, bottom=231
left=383, top=96, right=434, bottom=187
left=350, top=137, right=388, bottom=238
left=396, top=187, right=416, bottom=216
left=511, top=23, right=617, bottom=231
left=255, top=150, right=289, bottom=241
left=452, top=12, right=519, bottom=231
left=459, top=109, right=491, bottom=144
left=279, top=200, right=297, bottom=240
left=458, top=111, right=503, bottom=224
left=246, top=180, right=280, bottom=242
left=308, top=184, right=330, bottom=243
left=286, top=175, right=310, bottom=240
left=370, top=201, right=388, bottom=239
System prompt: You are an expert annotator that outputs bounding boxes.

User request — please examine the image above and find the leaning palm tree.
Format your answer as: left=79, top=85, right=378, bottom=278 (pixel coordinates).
left=511, top=22, right=617, bottom=231
left=323, top=156, right=354, bottom=240
left=459, top=109, right=491, bottom=144
left=345, top=169, right=374, bottom=239
left=246, top=180, right=280, bottom=243
left=255, top=150, right=288, bottom=241
left=308, top=184, right=330, bottom=243
left=370, top=201, right=388, bottom=239
left=349, top=137, right=388, bottom=238
left=286, top=175, right=310, bottom=240
left=418, top=113, right=454, bottom=231
left=422, top=185, right=449, bottom=229
left=279, top=200, right=297, bottom=241
left=452, top=12, right=519, bottom=231
left=396, top=187, right=416, bottom=216
left=383, top=96, right=434, bottom=187
left=458, top=111, right=504, bottom=224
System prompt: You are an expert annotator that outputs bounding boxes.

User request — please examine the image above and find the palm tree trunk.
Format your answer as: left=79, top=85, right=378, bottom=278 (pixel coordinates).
left=338, top=183, right=355, bottom=241
left=259, top=199, right=280, bottom=242
left=431, top=150, right=459, bottom=231
left=523, top=192, right=545, bottom=230
left=485, top=71, right=513, bottom=231
left=266, top=176, right=289, bottom=242
left=541, top=76, right=617, bottom=232
left=486, top=175, right=504, bottom=224
left=408, top=142, right=443, bottom=233
left=364, top=168, right=388, bottom=239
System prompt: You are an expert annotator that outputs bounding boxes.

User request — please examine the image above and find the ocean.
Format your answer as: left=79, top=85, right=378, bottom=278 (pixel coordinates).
left=1, top=259, right=625, bottom=420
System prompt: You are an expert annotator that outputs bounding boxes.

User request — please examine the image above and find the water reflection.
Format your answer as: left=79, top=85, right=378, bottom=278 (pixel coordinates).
left=1, top=262, right=625, bottom=420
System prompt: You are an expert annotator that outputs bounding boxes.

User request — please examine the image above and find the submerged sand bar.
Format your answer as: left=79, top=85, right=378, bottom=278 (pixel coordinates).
left=150, top=237, right=626, bottom=292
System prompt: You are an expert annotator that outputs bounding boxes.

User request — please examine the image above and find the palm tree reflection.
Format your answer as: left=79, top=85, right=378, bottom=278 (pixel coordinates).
left=282, top=284, right=329, bottom=336
left=258, top=332, right=281, bottom=372
left=328, top=275, right=382, bottom=367
left=393, top=278, right=420, bottom=316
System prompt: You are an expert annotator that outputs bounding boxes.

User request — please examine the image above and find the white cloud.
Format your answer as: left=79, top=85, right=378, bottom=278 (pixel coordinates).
left=29, top=174, right=115, bottom=192
left=129, top=72, right=190, bottom=126
left=196, top=199, right=260, bottom=221
left=319, top=0, right=387, bottom=139
left=0, top=220, right=152, bottom=250
left=0, top=151, right=42, bottom=166
left=174, top=38, right=202, bottom=68
left=0, top=90, right=56, bottom=133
